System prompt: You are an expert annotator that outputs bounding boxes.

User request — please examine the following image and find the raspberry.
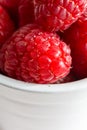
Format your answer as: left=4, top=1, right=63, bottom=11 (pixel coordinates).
left=0, top=0, right=19, bottom=26
left=62, top=20, right=87, bottom=79
left=0, top=0, right=35, bottom=27
left=34, top=0, right=87, bottom=32
left=0, top=5, right=15, bottom=49
left=0, top=24, right=72, bottom=84
left=18, top=0, right=35, bottom=27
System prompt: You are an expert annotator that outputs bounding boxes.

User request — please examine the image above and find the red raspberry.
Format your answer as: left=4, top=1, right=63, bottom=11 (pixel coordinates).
left=0, top=0, right=35, bottom=27
left=62, top=20, right=87, bottom=79
left=18, top=0, right=35, bottom=27
left=0, top=5, right=15, bottom=49
left=0, top=24, right=72, bottom=84
left=0, top=0, right=19, bottom=26
left=34, top=0, right=87, bottom=32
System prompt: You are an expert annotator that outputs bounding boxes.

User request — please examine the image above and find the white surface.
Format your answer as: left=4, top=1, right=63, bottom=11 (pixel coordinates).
left=0, top=74, right=87, bottom=130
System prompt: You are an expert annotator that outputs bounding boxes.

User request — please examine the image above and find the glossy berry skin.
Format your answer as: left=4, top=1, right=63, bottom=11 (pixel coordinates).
left=62, top=20, right=87, bottom=79
left=34, top=0, right=87, bottom=32
left=0, top=24, right=72, bottom=84
left=0, top=5, right=15, bottom=49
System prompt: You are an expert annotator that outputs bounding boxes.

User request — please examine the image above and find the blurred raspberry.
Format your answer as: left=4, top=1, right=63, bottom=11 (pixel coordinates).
left=0, top=0, right=35, bottom=27
left=62, top=20, right=87, bottom=79
left=0, top=24, right=72, bottom=84
left=0, top=0, right=19, bottom=26
left=18, top=0, right=35, bottom=27
left=0, top=5, right=15, bottom=49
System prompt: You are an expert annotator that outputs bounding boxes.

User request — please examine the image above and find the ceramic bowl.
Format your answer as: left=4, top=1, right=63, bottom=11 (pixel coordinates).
left=0, top=74, right=87, bottom=130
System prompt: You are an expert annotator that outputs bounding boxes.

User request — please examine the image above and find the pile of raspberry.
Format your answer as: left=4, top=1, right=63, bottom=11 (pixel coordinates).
left=0, top=0, right=87, bottom=84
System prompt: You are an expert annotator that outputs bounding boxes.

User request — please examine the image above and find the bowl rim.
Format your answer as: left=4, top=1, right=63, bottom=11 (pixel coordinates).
left=0, top=74, right=87, bottom=93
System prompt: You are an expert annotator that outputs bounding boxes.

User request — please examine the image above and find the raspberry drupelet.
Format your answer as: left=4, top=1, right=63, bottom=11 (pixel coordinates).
left=0, top=24, right=72, bottom=84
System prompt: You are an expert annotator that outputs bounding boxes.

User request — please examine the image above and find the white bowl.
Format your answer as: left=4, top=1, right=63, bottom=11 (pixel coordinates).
left=0, top=74, right=87, bottom=130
